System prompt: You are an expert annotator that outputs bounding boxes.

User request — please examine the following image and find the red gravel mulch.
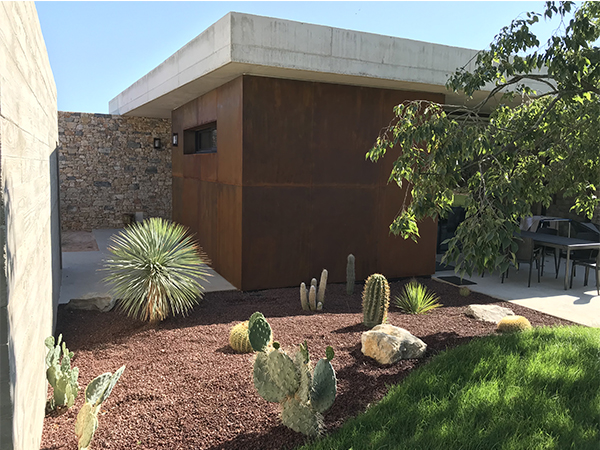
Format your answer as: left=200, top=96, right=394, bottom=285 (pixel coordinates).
left=41, top=278, right=575, bottom=450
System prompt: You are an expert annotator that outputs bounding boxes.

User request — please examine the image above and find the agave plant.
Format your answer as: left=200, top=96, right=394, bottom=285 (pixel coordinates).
left=394, top=279, right=442, bottom=314
left=104, top=218, right=210, bottom=322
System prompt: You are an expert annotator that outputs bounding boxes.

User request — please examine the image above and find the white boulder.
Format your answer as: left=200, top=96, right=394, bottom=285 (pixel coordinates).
left=361, top=324, right=427, bottom=365
left=465, top=304, right=514, bottom=324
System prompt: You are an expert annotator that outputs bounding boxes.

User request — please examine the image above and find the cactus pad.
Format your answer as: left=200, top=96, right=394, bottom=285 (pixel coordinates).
left=248, top=312, right=273, bottom=352
left=310, top=357, right=337, bottom=413
left=229, top=321, right=253, bottom=353
left=281, top=398, right=323, bottom=437
left=75, top=402, right=99, bottom=450
left=253, top=351, right=289, bottom=402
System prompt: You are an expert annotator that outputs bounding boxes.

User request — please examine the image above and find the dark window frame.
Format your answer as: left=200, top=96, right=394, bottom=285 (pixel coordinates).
left=183, top=122, right=217, bottom=155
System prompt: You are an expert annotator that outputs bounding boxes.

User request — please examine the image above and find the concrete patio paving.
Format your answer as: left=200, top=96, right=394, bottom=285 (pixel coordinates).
left=59, top=228, right=236, bottom=306
left=434, top=255, right=600, bottom=327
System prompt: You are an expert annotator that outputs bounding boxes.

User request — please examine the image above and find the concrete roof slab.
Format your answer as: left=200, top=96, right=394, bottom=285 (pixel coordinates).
left=109, top=12, right=494, bottom=118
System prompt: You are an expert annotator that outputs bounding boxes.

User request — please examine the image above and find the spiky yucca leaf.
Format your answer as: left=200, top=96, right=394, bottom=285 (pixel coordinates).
left=103, top=218, right=210, bottom=322
left=394, top=279, right=442, bottom=314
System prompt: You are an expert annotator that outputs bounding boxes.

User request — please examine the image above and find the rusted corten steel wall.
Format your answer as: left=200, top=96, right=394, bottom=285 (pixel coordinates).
left=240, top=76, right=443, bottom=290
left=172, top=78, right=243, bottom=288
left=172, top=74, right=444, bottom=291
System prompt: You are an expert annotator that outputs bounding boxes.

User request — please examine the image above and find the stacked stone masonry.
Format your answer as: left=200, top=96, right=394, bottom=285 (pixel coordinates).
left=58, top=112, right=172, bottom=230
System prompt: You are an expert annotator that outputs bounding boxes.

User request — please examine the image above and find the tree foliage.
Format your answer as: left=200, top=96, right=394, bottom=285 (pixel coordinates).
left=367, top=1, right=600, bottom=276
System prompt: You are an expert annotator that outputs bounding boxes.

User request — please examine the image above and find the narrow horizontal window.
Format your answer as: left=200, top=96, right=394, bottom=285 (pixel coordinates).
left=183, top=122, right=217, bottom=155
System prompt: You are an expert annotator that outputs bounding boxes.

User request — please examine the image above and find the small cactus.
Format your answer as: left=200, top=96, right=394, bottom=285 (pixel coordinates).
left=346, top=254, right=355, bottom=295
left=317, top=269, right=328, bottom=307
left=75, top=365, right=125, bottom=450
left=248, top=313, right=337, bottom=437
left=229, top=321, right=254, bottom=353
left=300, top=283, right=309, bottom=311
left=45, top=334, right=79, bottom=410
left=496, top=315, right=532, bottom=333
left=300, top=270, right=328, bottom=312
left=459, top=286, right=471, bottom=297
left=362, top=274, right=390, bottom=328
left=248, top=312, right=273, bottom=352
left=309, top=285, right=317, bottom=311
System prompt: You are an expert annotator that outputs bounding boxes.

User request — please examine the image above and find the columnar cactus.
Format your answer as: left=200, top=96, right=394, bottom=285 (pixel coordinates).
left=300, top=270, right=327, bottom=311
left=45, top=334, right=79, bottom=409
left=317, top=269, right=328, bottom=307
left=362, top=273, right=390, bottom=328
left=75, top=365, right=125, bottom=450
left=346, top=254, right=355, bottom=295
left=229, top=321, right=254, bottom=353
left=300, top=283, right=309, bottom=311
left=248, top=312, right=337, bottom=437
left=309, top=285, right=317, bottom=310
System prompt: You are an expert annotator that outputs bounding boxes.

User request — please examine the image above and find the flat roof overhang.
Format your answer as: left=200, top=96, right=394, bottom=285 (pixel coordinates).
left=109, top=12, right=545, bottom=118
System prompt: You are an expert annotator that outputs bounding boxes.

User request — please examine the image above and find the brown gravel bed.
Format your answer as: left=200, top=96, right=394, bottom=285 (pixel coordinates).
left=41, top=278, right=575, bottom=450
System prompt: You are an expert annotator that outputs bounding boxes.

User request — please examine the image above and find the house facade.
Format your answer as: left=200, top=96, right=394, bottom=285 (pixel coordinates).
left=110, top=12, right=492, bottom=290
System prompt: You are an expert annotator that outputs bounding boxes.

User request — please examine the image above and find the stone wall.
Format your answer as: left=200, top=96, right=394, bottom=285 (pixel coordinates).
left=0, top=3, right=61, bottom=449
left=58, top=112, right=172, bottom=230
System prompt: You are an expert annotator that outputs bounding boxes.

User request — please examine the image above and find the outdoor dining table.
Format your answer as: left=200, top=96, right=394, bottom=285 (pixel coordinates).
left=519, top=230, right=600, bottom=290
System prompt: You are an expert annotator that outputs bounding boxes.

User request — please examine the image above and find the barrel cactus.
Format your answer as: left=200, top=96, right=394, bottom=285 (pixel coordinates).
left=229, top=321, right=254, bottom=353
left=45, top=334, right=79, bottom=410
left=75, top=365, right=125, bottom=450
left=362, top=273, right=390, bottom=328
left=497, top=315, right=532, bottom=333
left=248, top=312, right=337, bottom=436
left=346, top=254, right=355, bottom=295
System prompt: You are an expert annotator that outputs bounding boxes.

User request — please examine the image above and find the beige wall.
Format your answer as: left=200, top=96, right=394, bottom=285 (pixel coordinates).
left=0, top=3, right=60, bottom=450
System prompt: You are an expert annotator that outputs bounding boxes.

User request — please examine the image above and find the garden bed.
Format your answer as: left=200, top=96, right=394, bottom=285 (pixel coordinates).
left=41, top=278, right=574, bottom=450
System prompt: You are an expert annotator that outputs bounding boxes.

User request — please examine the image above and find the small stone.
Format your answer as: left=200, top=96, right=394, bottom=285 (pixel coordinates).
left=361, top=324, right=427, bottom=364
left=66, top=296, right=115, bottom=312
left=465, top=304, right=515, bottom=323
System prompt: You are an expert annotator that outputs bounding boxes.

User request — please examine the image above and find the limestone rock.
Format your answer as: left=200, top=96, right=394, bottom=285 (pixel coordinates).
left=465, top=304, right=514, bottom=323
left=66, top=296, right=115, bottom=312
left=361, top=324, right=427, bottom=364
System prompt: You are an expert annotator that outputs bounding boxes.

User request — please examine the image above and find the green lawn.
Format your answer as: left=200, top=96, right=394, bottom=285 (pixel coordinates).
left=298, top=326, right=600, bottom=450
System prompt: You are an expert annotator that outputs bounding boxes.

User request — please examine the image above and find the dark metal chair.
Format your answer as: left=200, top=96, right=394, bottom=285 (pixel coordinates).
left=501, top=237, right=542, bottom=287
left=535, top=227, right=558, bottom=276
left=570, top=259, right=599, bottom=295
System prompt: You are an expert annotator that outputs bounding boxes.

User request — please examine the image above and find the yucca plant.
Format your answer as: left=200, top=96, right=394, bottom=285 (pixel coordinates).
left=104, top=218, right=210, bottom=322
left=394, top=279, right=442, bottom=314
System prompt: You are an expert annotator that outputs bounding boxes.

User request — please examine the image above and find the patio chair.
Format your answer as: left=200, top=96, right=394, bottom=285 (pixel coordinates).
left=501, top=237, right=542, bottom=287
left=535, top=227, right=558, bottom=276
left=555, top=231, right=600, bottom=278
left=570, top=259, right=599, bottom=295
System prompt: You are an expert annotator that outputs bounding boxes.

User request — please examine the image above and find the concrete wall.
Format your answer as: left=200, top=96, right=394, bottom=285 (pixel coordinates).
left=58, top=112, right=172, bottom=231
left=0, top=3, right=60, bottom=450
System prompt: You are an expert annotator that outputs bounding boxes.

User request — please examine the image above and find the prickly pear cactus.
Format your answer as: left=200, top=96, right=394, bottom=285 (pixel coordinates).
left=317, top=269, right=328, bottom=307
left=229, top=321, right=253, bottom=353
left=300, top=282, right=309, bottom=311
left=248, top=313, right=337, bottom=437
left=45, top=334, right=79, bottom=409
left=346, top=254, right=355, bottom=295
left=75, top=365, right=125, bottom=450
left=362, top=273, right=390, bottom=328
left=248, top=312, right=273, bottom=352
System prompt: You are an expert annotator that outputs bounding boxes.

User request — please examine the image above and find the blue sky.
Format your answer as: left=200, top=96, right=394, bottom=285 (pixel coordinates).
left=35, top=1, right=568, bottom=114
